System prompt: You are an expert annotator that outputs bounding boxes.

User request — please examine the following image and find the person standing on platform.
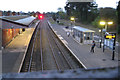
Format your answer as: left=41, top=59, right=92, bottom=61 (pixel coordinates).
left=67, top=31, right=70, bottom=37
left=90, top=41, right=96, bottom=53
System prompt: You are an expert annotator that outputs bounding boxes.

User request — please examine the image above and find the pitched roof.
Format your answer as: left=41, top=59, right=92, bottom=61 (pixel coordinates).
left=15, top=16, right=36, bottom=26
left=0, top=16, right=36, bottom=28
left=73, top=26, right=95, bottom=32
left=3, top=15, right=29, bottom=21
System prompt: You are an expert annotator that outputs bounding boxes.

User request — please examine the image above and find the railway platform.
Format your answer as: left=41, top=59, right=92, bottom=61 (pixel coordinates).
left=2, top=21, right=39, bottom=73
left=48, top=21, right=119, bottom=69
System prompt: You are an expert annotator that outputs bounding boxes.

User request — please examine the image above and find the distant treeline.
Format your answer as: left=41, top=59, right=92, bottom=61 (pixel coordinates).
left=51, top=1, right=120, bottom=34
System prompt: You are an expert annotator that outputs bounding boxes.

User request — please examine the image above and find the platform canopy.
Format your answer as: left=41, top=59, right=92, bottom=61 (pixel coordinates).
left=73, top=26, right=95, bottom=33
left=67, top=0, right=94, bottom=2
left=0, top=16, right=36, bottom=29
left=15, top=16, right=36, bottom=26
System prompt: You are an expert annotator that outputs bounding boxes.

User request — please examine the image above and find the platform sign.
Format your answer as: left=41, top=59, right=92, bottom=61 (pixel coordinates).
left=67, top=0, right=94, bottom=2
left=103, top=32, right=116, bottom=60
left=105, top=34, right=116, bottom=39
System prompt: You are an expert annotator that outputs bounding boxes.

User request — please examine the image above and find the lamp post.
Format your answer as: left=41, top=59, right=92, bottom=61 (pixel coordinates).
left=112, top=33, right=116, bottom=60
left=99, top=29, right=102, bottom=48
left=100, top=21, right=113, bottom=32
left=100, top=21, right=113, bottom=52
left=70, top=16, right=75, bottom=34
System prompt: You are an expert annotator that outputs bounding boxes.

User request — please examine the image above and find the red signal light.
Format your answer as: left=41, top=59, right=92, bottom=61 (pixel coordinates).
left=39, top=14, right=43, bottom=19
left=40, top=15, right=43, bottom=19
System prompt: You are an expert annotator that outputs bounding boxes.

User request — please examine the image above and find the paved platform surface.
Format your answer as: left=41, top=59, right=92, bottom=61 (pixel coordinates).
left=2, top=28, right=35, bottom=73
left=48, top=21, right=119, bottom=69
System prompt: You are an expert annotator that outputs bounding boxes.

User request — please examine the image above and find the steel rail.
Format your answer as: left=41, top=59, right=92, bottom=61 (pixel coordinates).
left=50, top=32, right=73, bottom=69
left=39, top=23, right=44, bottom=72
left=28, top=22, right=40, bottom=72
left=44, top=22, right=61, bottom=71
left=47, top=25, right=73, bottom=69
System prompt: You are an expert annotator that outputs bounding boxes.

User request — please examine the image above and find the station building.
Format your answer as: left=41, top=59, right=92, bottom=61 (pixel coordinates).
left=0, top=15, right=36, bottom=47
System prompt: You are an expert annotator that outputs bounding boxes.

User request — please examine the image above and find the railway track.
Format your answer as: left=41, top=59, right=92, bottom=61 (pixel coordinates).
left=40, top=23, right=44, bottom=71
left=45, top=21, right=73, bottom=70
left=20, top=19, right=82, bottom=72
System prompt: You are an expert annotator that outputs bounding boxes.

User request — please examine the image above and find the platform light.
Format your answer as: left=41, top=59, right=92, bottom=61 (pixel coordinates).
left=70, top=17, right=75, bottom=21
left=108, top=21, right=113, bottom=25
left=99, top=29, right=101, bottom=32
left=100, top=21, right=113, bottom=32
left=100, top=21, right=105, bottom=25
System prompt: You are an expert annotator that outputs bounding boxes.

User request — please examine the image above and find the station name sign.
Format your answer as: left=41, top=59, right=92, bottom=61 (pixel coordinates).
left=105, top=34, right=116, bottom=39
left=67, top=0, right=94, bottom=2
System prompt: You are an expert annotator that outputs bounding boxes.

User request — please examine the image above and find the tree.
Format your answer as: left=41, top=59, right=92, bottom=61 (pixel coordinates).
left=64, top=2, right=98, bottom=23
left=99, top=7, right=117, bottom=31
left=99, top=8, right=116, bottom=21
left=65, top=3, right=71, bottom=17
left=57, top=7, right=66, bottom=19
left=92, top=7, right=117, bottom=31
left=57, top=7, right=63, bottom=12
left=117, top=1, right=120, bottom=34
left=52, top=12, right=57, bottom=21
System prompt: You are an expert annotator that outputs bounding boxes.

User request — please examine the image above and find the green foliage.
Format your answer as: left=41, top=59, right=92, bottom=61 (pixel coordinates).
left=57, top=11, right=67, bottom=19
left=64, top=2, right=98, bottom=24
left=117, top=1, right=120, bottom=34
left=117, top=25, right=120, bottom=34
left=92, top=7, right=117, bottom=32
left=64, top=2, right=117, bottom=32
left=99, top=8, right=117, bottom=31
left=52, top=13, right=57, bottom=21
left=58, top=22, right=64, bottom=25
left=57, top=7, right=68, bottom=19
left=99, top=8, right=116, bottom=21
left=57, top=7, right=63, bottom=12
left=92, top=16, right=101, bottom=28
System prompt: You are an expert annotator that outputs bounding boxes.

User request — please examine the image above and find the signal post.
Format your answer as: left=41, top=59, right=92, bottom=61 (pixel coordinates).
left=104, top=32, right=116, bottom=60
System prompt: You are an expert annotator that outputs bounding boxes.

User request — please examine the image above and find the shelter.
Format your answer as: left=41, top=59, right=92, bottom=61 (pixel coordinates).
left=73, top=26, right=95, bottom=44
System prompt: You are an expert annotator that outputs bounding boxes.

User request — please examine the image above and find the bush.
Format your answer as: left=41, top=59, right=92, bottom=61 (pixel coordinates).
left=92, top=16, right=104, bottom=28
left=92, top=16, right=99, bottom=27
left=58, top=22, right=64, bottom=25
left=117, top=25, right=120, bottom=34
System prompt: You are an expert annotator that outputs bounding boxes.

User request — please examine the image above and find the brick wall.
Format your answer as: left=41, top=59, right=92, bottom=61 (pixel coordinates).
left=2, top=29, right=12, bottom=47
left=1, top=20, right=25, bottom=47
left=2, top=28, right=20, bottom=47
left=0, top=11, right=2, bottom=16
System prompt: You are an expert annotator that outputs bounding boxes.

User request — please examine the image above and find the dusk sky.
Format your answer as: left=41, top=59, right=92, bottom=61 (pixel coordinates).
left=0, top=0, right=119, bottom=13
